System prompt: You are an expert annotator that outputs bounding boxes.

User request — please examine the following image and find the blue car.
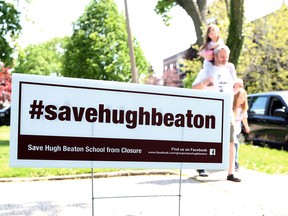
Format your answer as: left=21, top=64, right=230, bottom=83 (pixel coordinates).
left=244, top=91, right=288, bottom=150
left=0, top=106, right=10, bottom=126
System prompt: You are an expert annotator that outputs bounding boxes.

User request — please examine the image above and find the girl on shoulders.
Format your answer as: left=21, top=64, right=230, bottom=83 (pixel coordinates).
left=199, top=24, right=225, bottom=69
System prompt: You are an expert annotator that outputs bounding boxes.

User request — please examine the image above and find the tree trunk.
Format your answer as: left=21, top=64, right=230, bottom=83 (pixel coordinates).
left=176, top=0, right=207, bottom=46
left=226, top=0, right=245, bottom=67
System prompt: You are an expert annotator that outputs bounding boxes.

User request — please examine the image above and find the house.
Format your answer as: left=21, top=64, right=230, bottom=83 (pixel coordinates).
left=163, top=46, right=198, bottom=87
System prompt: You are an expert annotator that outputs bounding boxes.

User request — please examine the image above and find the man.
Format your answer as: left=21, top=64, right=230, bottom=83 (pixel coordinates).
left=192, top=44, right=241, bottom=182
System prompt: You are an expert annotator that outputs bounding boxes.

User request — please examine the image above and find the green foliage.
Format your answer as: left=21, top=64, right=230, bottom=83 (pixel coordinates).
left=154, top=0, right=176, bottom=25
left=14, top=37, right=68, bottom=76
left=237, top=5, right=288, bottom=93
left=0, top=1, right=22, bottom=66
left=181, top=56, right=202, bottom=88
left=207, top=0, right=229, bottom=41
left=155, top=0, right=207, bottom=45
left=62, top=0, right=150, bottom=83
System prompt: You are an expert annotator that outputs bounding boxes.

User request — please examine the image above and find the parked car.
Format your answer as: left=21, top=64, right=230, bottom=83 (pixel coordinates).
left=243, top=91, right=288, bottom=150
left=0, top=106, right=10, bottom=126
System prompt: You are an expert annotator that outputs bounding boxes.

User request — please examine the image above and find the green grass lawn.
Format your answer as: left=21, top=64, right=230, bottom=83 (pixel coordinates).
left=1, top=126, right=288, bottom=178
left=239, top=143, right=288, bottom=174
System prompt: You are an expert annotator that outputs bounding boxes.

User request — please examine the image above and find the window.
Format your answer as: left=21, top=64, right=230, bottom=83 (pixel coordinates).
left=268, top=97, right=285, bottom=116
left=249, top=96, right=268, bottom=115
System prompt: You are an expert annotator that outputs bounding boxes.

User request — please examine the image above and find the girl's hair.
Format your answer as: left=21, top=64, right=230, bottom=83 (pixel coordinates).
left=200, top=24, right=221, bottom=51
left=233, top=88, right=249, bottom=113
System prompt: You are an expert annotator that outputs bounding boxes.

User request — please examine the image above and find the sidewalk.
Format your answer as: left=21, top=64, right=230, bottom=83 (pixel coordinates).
left=183, top=168, right=288, bottom=215
left=0, top=168, right=287, bottom=216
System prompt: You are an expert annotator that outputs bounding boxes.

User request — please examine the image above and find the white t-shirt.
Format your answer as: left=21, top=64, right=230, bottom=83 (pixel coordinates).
left=193, top=62, right=237, bottom=93
left=193, top=62, right=237, bottom=121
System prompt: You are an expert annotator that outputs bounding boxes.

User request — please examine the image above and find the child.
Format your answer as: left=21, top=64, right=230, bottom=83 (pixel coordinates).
left=233, top=78, right=244, bottom=95
left=233, top=88, right=250, bottom=171
left=199, top=24, right=225, bottom=69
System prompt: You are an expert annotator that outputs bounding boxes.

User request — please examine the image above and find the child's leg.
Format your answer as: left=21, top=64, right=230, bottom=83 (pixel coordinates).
left=234, top=134, right=240, bottom=169
left=203, top=60, right=213, bottom=69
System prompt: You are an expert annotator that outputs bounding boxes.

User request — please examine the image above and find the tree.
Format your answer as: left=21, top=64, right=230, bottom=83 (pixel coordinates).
left=62, top=0, right=150, bottom=83
left=0, top=62, right=11, bottom=108
left=0, top=1, right=21, bottom=67
left=155, top=0, right=207, bottom=46
left=14, top=37, right=68, bottom=76
left=225, top=0, right=245, bottom=66
left=155, top=0, right=245, bottom=66
left=181, top=54, right=203, bottom=88
left=177, top=1, right=228, bottom=88
left=237, top=5, right=288, bottom=93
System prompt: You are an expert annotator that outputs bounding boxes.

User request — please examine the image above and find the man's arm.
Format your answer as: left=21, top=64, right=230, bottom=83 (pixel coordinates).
left=192, top=77, right=214, bottom=89
left=191, top=68, right=213, bottom=90
left=192, top=81, right=206, bottom=89
left=228, top=62, right=237, bottom=80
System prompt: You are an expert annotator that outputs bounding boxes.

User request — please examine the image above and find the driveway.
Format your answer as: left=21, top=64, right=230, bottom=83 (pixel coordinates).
left=0, top=169, right=287, bottom=216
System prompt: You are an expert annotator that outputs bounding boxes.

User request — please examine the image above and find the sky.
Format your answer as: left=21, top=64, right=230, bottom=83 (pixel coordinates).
left=17, top=0, right=286, bottom=76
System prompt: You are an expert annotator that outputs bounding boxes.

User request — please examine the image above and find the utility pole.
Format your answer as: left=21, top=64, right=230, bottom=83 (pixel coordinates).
left=124, top=0, right=138, bottom=83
